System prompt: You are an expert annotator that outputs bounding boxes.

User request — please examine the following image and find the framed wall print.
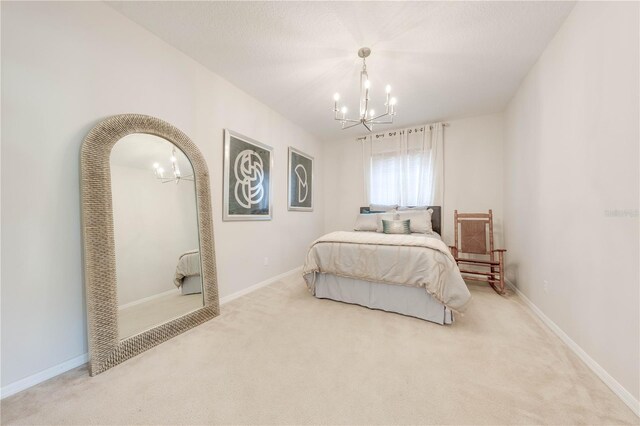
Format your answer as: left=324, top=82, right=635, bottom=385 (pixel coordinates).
left=287, top=147, right=313, bottom=211
left=223, top=129, right=273, bottom=221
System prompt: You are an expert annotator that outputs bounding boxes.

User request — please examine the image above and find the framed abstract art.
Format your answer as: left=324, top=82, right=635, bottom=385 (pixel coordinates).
left=223, top=130, right=273, bottom=221
left=287, top=147, right=313, bottom=211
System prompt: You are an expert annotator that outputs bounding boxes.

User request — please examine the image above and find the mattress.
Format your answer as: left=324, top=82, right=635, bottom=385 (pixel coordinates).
left=314, top=273, right=453, bottom=325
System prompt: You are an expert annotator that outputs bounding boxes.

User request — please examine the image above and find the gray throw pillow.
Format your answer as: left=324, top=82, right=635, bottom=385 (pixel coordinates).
left=382, top=219, right=411, bottom=234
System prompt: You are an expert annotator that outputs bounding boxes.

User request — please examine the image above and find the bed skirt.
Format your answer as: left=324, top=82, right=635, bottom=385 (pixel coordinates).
left=313, top=273, right=453, bottom=325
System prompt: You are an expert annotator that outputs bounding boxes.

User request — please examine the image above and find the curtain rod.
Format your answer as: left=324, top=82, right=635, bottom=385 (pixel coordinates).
left=355, top=122, right=449, bottom=141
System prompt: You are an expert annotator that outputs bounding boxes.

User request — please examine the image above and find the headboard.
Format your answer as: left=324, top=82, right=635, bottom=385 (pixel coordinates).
left=359, top=206, right=442, bottom=236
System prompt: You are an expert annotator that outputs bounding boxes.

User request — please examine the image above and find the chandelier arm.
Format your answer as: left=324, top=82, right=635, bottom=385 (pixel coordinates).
left=342, top=121, right=365, bottom=130
left=365, top=114, right=394, bottom=123
left=362, top=121, right=372, bottom=132
left=366, top=111, right=392, bottom=121
left=336, top=117, right=361, bottom=123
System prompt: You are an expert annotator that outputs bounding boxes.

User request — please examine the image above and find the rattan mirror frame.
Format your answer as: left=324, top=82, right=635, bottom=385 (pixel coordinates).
left=81, top=114, right=219, bottom=376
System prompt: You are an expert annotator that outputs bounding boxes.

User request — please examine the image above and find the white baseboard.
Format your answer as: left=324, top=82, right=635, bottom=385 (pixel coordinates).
left=219, top=266, right=302, bottom=305
left=506, top=280, right=640, bottom=417
left=118, top=288, right=179, bottom=310
left=0, top=353, right=89, bottom=400
left=0, top=267, right=302, bottom=400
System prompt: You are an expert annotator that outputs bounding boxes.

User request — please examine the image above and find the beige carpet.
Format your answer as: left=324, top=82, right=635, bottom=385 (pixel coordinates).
left=2, top=275, right=638, bottom=425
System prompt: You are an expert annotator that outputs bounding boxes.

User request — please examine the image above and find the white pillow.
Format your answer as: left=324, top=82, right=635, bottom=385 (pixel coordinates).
left=397, top=208, right=433, bottom=234
left=353, top=214, right=378, bottom=232
left=369, top=204, right=398, bottom=212
left=376, top=212, right=397, bottom=232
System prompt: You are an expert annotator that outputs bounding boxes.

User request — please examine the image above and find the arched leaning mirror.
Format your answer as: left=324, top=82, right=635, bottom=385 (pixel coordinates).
left=81, top=114, right=219, bottom=375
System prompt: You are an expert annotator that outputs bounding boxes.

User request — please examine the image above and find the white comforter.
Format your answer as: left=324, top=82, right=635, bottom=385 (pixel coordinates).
left=303, top=231, right=471, bottom=312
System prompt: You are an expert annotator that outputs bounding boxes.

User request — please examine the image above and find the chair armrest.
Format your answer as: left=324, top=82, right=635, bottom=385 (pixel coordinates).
left=492, top=249, right=507, bottom=253
left=448, top=246, right=458, bottom=256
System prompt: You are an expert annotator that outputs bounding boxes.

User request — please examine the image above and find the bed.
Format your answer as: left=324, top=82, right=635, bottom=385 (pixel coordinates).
left=174, top=250, right=202, bottom=295
left=302, top=206, right=471, bottom=324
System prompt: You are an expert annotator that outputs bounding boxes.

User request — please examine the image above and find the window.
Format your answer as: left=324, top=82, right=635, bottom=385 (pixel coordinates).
left=368, top=146, right=426, bottom=206
left=363, top=125, right=444, bottom=207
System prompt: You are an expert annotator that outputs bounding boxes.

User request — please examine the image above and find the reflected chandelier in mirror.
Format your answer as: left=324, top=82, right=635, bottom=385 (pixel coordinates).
left=81, top=114, right=219, bottom=376
left=151, top=145, right=194, bottom=184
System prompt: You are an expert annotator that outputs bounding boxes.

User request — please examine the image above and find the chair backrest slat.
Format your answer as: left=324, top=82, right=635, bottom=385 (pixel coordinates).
left=457, top=213, right=490, bottom=219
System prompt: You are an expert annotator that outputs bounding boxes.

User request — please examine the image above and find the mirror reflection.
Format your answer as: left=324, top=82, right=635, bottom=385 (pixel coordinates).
left=110, top=133, right=203, bottom=340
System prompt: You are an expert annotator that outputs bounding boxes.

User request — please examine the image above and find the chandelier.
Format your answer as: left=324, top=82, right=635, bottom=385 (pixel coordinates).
left=333, top=47, right=397, bottom=132
left=152, top=147, right=194, bottom=184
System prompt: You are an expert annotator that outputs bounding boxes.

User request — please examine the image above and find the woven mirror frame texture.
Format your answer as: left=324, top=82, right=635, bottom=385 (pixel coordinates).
left=81, top=114, right=219, bottom=376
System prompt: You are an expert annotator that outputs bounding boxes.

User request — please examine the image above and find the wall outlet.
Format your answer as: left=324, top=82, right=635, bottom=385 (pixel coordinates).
left=543, top=280, right=549, bottom=293
left=263, top=257, right=269, bottom=266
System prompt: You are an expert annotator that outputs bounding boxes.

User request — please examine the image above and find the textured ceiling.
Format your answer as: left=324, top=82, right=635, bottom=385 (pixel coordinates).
left=108, top=1, right=575, bottom=141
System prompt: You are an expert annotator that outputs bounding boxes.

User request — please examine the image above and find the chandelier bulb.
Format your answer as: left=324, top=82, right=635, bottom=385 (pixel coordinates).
left=390, top=97, right=397, bottom=105
left=333, top=93, right=340, bottom=101
left=369, top=109, right=375, bottom=117
left=385, top=85, right=391, bottom=94
left=341, top=106, right=348, bottom=114
left=153, top=162, right=160, bottom=169
left=364, top=80, right=371, bottom=89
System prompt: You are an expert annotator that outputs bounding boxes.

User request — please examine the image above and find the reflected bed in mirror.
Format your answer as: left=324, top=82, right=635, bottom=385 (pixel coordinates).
left=110, top=134, right=203, bottom=340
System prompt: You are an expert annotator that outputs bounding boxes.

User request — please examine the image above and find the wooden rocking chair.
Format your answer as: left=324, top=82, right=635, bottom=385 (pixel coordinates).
left=449, top=210, right=506, bottom=295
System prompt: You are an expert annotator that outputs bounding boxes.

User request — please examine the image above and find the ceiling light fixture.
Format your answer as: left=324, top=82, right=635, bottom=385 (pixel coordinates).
left=333, top=47, right=397, bottom=132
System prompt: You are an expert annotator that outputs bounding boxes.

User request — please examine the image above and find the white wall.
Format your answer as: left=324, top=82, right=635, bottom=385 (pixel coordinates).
left=503, top=1, right=639, bottom=402
left=442, top=114, right=504, bottom=245
left=324, top=113, right=504, bottom=246
left=111, top=162, right=199, bottom=306
left=1, top=2, right=324, bottom=389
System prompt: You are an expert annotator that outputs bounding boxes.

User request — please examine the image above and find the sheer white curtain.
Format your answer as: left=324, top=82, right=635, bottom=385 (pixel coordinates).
left=362, top=123, right=444, bottom=206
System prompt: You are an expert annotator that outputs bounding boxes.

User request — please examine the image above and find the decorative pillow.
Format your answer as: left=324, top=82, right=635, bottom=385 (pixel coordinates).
left=397, top=208, right=434, bottom=234
left=382, top=219, right=411, bottom=234
left=398, top=205, right=430, bottom=211
left=369, top=204, right=398, bottom=212
left=353, top=213, right=378, bottom=232
left=376, top=212, right=397, bottom=232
